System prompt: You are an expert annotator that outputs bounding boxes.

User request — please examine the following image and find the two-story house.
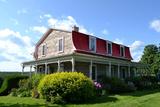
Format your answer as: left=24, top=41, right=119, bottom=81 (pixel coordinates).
left=22, top=26, right=148, bottom=80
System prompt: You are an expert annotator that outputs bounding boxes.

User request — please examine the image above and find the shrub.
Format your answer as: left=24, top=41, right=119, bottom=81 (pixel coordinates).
left=126, top=76, right=159, bottom=90
left=38, top=72, right=95, bottom=103
left=0, top=75, right=28, bottom=96
left=32, top=88, right=39, bottom=98
left=99, top=76, right=136, bottom=93
left=31, top=74, right=45, bottom=89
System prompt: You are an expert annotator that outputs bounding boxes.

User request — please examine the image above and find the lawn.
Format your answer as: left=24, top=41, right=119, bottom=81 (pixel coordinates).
left=0, top=90, right=160, bottom=107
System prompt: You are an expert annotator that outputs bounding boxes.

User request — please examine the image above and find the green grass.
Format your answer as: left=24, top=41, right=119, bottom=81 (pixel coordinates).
left=0, top=90, right=160, bottom=107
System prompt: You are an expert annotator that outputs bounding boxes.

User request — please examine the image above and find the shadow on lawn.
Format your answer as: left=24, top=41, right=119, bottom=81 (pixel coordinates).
left=120, top=89, right=160, bottom=97
left=0, top=103, right=59, bottom=107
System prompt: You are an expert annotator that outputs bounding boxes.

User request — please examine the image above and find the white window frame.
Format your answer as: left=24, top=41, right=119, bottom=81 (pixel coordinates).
left=107, top=41, right=112, bottom=55
left=90, top=64, right=97, bottom=81
left=41, top=43, right=47, bottom=56
left=89, top=36, right=96, bottom=52
left=58, top=37, right=64, bottom=53
left=120, top=45, right=125, bottom=57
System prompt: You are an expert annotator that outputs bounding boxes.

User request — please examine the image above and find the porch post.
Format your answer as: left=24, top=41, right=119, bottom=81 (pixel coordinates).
left=90, top=60, right=93, bottom=79
left=71, top=57, right=75, bottom=72
left=128, top=65, right=130, bottom=77
left=109, top=62, right=111, bottom=77
left=48, top=65, right=50, bottom=74
left=22, top=65, right=24, bottom=75
left=118, top=64, right=120, bottom=78
left=57, top=60, right=60, bottom=72
left=30, top=65, right=32, bottom=78
left=35, top=64, right=37, bottom=75
left=45, top=63, right=48, bottom=74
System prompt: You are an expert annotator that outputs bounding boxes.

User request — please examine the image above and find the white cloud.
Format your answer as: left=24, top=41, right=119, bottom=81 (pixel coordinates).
left=113, top=38, right=124, bottom=45
left=17, top=9, right=28, bottom=14
left=102, top=29, right=109, bottom=35
left=47, top=16, right=89, bottom=34
left=0, top=28, right=34, bottom=71
left=32, top=26, right=48, bottom=34
left=150, top=19, right=160, bottom=32
left=129, top=41, right=144, bottom=62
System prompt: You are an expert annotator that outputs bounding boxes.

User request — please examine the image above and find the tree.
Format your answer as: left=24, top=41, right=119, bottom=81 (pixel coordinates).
left=140, top=44, right=160, bottom=74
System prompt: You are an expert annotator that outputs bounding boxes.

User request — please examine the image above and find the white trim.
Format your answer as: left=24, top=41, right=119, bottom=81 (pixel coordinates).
left=107, top=41, right=112, bottom=56
left=89, top=36, right=96, bottom=52
left=120, top=45, right=125, bottom=57
left=58, top=37, right=64, bottom=53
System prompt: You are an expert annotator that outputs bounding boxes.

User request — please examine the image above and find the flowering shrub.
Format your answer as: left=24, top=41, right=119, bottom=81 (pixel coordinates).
left=94, top=81, right=103, bottom=96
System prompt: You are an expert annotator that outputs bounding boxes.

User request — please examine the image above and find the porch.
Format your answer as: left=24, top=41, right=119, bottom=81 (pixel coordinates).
left=22, top=53, right=149, bottom=80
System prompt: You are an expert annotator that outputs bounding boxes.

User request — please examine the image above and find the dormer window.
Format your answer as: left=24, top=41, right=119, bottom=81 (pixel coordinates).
left=42, top=44, right=46, bottom=56
left=107, top=42, right=112, bottom=55
left=58, top=37, right=64, bottom=52
left=89, top=36, right=96, bottom=52
left=120, top=46, right=125, bottom=57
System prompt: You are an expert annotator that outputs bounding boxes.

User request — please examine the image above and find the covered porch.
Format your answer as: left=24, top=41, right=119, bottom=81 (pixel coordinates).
left=22, top=53, right=149, bottom=80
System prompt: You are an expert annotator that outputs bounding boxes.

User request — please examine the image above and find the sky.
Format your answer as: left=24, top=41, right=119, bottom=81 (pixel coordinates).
left=0, top=0, right=160, bottom=71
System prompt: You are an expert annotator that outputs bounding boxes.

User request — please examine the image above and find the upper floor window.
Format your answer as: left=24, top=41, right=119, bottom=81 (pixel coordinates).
left=42, top=44, right=46, bottom=56
left=58, top=37, right=64, bottom=52
left=89, top=36, right=96, bottom=52
left=107, top=42, right=112, bottom=55
left=120, top=46, right=125, bottom=57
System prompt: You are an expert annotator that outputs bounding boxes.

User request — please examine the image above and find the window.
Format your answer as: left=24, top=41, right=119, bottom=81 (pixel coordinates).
left=107, top=42, right=112, bottom=55
left=42, top=44, right=46, bottom=56
left=120, top=46, right=125, bottom=57
left=89, top=36, right=96, bottom=52
left=58, top=38, right=64, bottom=52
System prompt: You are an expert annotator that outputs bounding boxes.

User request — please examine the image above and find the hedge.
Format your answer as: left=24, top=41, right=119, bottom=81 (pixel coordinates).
left=0, top=75, right=28, bottom=96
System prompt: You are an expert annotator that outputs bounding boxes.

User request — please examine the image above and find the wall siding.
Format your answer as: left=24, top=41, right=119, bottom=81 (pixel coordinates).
left=37, top=30, right=74, bottom=59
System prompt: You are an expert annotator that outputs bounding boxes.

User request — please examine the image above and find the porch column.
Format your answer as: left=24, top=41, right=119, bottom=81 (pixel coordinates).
left=109, top=62, right=111, bottom=77
left=45, top=63, right=48, bottom=74
left=30, top=65, right=32, bottom=78
left=48, top=65, right=50, bottom=74
left=71, top=57, right=75, bottom=72
left=89, top=60, right=93, bottom=79
left=35, top=64, right=37, bottom=75
left=118, top=64, right=120, bottom=78
left=22, top=65, right=24, bottom=75
left=128, top=65, right=130, bottom=77
left=57, top=60, right=60, bottom=72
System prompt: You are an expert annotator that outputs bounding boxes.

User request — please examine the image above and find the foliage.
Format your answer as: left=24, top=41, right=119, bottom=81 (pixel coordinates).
left=50, top=94, right=65, bottom=104
left=38, top=72, right=95, bottom=103
left=99, top=76, right=136, bottom=93
left=30, top=74, right=45, bottom=89
left=126, top=76, right=159, bottom=90
left=32, top=88, right=39, bottom=98
left=140, top=44, right=160, bottom=74
left=0, top=75, right=28, bottom=96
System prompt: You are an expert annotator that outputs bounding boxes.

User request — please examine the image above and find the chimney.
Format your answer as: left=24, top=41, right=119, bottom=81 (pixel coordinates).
left=73, top=25, right=79, bottom=32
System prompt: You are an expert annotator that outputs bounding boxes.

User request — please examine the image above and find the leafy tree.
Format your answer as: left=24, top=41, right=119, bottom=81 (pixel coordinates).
left=140, top=44, right=160, bottom=74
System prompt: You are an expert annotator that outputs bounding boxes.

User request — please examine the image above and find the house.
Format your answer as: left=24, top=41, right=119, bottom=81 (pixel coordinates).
left=22, top=26, right=148, bottom=80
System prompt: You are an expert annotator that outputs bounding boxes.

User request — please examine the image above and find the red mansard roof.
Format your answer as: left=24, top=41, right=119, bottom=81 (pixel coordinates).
left=72, top=31, right=132, bottom=60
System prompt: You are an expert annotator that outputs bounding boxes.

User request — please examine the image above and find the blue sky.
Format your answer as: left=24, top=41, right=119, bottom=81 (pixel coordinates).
left=0, top=0, right=160, bottom=71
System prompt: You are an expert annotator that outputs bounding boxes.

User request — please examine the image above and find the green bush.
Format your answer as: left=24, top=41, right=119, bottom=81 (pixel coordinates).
left=31, top=74, right=45, bottom=89
left=38, top=72, right=95, bottom=103
left=99, top=76, right=136, bottom=93
left=125, top=76, right=159, bottom=90
left=0, top=75, right=28, bottom=96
